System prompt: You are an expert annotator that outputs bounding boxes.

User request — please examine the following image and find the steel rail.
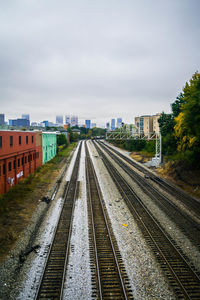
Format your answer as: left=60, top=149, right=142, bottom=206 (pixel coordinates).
left=35, top=142, right=82, bottom=300
left=98, top=141, right=200, bottom=248
left=95, top=141, right=200, bottom=299
left=85, top=142, right=131, bottom=299
left=102, top=141, right=200, bottom=216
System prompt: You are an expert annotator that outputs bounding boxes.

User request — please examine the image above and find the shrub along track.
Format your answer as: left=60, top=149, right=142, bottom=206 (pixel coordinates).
left=94, top=141, right=200, bottom=299
left=85, top=142, right=133, bottom=299
left=35, top=142, right=82, bottom=300
left=98, top=141, right=200, bottom=250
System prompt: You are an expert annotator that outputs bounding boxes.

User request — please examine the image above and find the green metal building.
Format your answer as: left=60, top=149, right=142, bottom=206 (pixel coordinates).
left=42, top=132, right=57, bottom=164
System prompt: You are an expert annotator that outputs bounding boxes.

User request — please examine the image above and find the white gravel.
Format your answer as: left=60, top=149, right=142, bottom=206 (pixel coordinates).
left=88, top=140, right=176, bottom=300
left=100, top=141, right=200, bottom=272
left=63, top=141, right=92, bottom=299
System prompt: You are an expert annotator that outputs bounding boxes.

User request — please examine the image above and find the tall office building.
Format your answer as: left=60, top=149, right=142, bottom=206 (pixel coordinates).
left=9, top=118, right=30, bottom=127
left=117, top=118, right=122, bottom=128
left=0, top=114, right=5, bottom=125
left=56, top=115, right=63, bottom=125
left=43, top=120, right=49, bottom=127
left=111, top=119, right=115, bottom=130
left=22, top=114, right=30, bottom=120
left=71, top=115, right=78, bottom=127
left=65, top=115, right=70, bottom=125
left=85, top=120, right=91, bottom=129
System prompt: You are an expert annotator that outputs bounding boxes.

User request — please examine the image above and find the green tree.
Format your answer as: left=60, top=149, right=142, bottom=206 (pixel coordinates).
left=174, top=72, right=200, bottom=166
left=57, top=134, right=68, bottom=146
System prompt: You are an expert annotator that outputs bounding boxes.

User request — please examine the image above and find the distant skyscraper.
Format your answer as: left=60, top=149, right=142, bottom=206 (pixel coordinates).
left=117, top=118, right=122, bottom=128
left=0, top=114, right=5, bottom=125
left=22, top=114, right=30, bottom=120
left=43, top=120, right=49, bottom=127
left=111, top=119, right=115, bottom=130
left=91, top=123, right=96, bottom=128
left=56, top=115, right=63, bottom=125
left=71, top=115, right=78, bottom=127
left=85, top=120, right=91, bottom=129
left=65, top=115, right=70, bottom=125
left=106, top=122, right=110, bottom=130
left=10, top=119, right=30, bottom=127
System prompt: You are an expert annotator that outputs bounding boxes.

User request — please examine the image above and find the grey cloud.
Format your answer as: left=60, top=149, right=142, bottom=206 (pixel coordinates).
left=0, top=0, right=199, bottom=125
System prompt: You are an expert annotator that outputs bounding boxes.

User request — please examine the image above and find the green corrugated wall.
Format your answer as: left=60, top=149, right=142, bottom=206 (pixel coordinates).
left=42, top=133, right=57, bottom=164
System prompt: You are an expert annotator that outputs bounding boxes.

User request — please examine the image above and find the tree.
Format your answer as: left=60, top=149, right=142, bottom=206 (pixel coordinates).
left=57, top=134, right=68, bottom=146
left=174, top=72, right=200, bottom=166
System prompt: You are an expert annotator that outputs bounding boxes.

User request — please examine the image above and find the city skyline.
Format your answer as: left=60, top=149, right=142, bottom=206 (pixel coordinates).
left=2, top=113, right=126, bottom=128
left=0, top=1, right=199, bottom=126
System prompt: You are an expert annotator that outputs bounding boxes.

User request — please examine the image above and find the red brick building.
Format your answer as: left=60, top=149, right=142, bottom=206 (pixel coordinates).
left=0, top=131, right=42, bottom=195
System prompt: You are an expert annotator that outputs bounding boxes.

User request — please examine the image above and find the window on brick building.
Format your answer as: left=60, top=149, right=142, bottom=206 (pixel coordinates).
left=0, top=136, right=2, bottom=148
left=3, top=164, right=5, bottom=175
left=13, top=160, right=16, bottom=169
left=10, top=136, right=13, bottom=146
left=8, top=162, right=11, bottom=171
left=19, top=136, right=21, bottom=145
left=18, top=158, right=20, bottom=167
left=30, top=154, right=32, bottom=161
left=32, top=136, right=34, bottom=143
left=25, top=156, right=27, bottom=163
left=22, top=157, right=24, bottom=165
left=28, top=155, right=30, bottom=162
left=26, top=136, right=28, bottom=144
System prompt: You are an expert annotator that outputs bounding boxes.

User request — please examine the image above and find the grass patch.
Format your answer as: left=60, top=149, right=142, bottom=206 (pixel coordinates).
left=0, top=142, right=77, bottom=261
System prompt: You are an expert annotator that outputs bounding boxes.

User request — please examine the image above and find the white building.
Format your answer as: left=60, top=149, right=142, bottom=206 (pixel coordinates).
left=71, top=115, right=78, bottom=127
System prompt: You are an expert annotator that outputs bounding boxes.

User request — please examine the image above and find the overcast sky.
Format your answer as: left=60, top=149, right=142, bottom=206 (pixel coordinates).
left=0, top=0, right=199, bottom=127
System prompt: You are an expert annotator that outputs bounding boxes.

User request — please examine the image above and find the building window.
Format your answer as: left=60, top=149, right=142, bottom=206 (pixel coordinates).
left=8, top=162, right=12, bottom=172
left=19, top=136, right=21, bottom=145
left=0, top=136, right=2, bottom=148
left=30, top=154, right=32, bottom=161
left=13, top=160, right=16, bottom=169
left=3, top=164, right=5, bottom=175
left=18, top=159, right=20, bottom=167
left=32, top=136, right=34, bottom=143
left=28, top=155, right=30, bottom=162
left=22, top=157, right=24, bottom=165
left=25, top=156, right=27, bottom=164
left=10, top=136, right=13, bottom=146
left=26, top=136, right=28, bottom=144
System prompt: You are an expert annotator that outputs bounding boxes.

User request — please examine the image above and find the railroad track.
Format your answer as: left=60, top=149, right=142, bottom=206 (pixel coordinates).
left=85, top=142, right=133, bottom=299
left=98, top=141, right=200, bottom=249
left=101, top=141, right=200, bottom=217
left=94, top=141, right=200, bottom=299
left=35, top=142, right=82, bottom=300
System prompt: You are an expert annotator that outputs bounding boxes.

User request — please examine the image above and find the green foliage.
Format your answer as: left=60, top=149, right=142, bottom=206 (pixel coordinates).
left=174, top=72, right=200, bottom=167
left=144, top=140, right=155, bottom=153
left=68, top=126, right=106, bottom=141
left=158, top=112, right=174, bottom=137
left=57, top=134, right=68, bottom=146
